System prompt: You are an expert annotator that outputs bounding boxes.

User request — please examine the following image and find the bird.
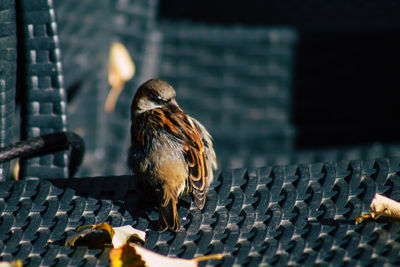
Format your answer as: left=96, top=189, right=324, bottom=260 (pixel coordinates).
left=128, top=78, right=217, bottom=231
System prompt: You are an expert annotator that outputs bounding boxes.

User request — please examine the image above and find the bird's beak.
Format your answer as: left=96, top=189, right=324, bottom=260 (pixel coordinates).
left=169, top=98, right=181, bottom=110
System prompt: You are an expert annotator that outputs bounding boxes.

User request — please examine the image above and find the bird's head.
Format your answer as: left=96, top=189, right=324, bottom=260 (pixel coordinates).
left=131, top=78, right=180, bottom=115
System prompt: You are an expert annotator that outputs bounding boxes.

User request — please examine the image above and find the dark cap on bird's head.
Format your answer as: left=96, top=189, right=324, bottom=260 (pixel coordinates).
left=131, top=78, right=179, bottom=115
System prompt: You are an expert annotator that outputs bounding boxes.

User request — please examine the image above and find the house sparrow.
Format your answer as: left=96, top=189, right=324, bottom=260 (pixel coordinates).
left=128, top=78, right=217, bottom=231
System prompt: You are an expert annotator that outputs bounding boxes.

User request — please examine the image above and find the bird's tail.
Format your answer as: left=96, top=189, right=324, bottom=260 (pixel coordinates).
left=157, top=191, right=180, bottom=232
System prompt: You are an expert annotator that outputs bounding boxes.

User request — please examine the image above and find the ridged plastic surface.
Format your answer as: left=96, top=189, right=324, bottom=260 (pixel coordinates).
left=19, top=0, right=69, bottom=179
left=1, top=158, right=400, bottom=266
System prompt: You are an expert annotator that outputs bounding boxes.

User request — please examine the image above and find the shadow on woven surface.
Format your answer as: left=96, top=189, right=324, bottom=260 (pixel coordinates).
left=1, top=158, right=400, bottom=266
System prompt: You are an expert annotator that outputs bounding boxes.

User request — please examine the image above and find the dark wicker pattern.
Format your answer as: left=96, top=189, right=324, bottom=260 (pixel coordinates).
left=54, top=0, right=112, bottom=176
left=222, top=143, right=400, bottom=170
left=1, top=158, right=400, bottom=266
left=0, top=0, right=16, bottom=180
left=53, top=0, right=112, bottom=90
left=159, top=22, right=296, bottom=126
left=19, top=0, right=69, bottom=179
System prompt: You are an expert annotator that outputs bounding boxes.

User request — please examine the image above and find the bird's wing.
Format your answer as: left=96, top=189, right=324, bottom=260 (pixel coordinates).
left=188, top=116, right=218, bottom=185
left=132, top=107, right=211, bottom=210
left=170, top=110, right=209, bottom=210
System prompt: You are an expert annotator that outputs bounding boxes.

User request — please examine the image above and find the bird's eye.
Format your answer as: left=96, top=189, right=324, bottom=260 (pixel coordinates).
left=150, top=95, right=169, bottom=105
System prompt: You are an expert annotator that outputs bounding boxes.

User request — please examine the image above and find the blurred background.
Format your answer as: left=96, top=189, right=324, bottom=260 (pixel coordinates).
left=54, top=0, right=400, bottom=176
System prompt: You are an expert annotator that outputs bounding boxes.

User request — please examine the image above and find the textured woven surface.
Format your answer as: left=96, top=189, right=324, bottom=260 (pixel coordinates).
left=223, top=143, right=400, bottom=170
left=1, top=158, right=400, bottom=266
left=18, top=0, right=69, bottom=179
left=0, top=0, right=16, bottom=180
left=55, top=0, right=112, bottom=176
left=55, top=0, right=111, bottom=169
left=54, top=0, right=112, bottom=91
left=159, top=22, right=296, bottom=126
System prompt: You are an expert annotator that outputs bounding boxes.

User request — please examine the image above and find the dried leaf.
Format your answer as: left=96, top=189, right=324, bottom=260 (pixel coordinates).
left=0, top=260, right=22, bottom=267
left=109, top=42, right=135, bottom=83
left=110, top=243, right=223, bottom=267
left=106, top=42, right=135, bottom=113
left=66, top=223, right=146, bottom=248
left=356, top=194, right=400, bottom=224
left=355, top=214, right=371, bottom=225
left=112, top=225, right=146, bottom=248
left=110, top=244, right=145, bottom=267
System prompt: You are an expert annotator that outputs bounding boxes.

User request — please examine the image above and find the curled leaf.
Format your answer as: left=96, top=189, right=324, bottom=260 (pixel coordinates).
left=110, top=243, right=223, bottom=267
left=66, top=223, right=146, bottom=248
left=356, top=194, right=400, bottom=224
